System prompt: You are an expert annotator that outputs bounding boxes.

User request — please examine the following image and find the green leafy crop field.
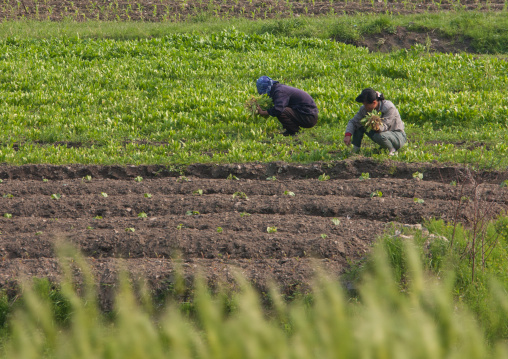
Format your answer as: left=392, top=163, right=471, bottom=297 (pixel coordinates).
left=0, top=28, right=506, bottom=167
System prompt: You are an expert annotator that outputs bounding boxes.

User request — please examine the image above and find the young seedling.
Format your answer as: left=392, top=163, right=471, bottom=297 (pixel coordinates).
left=193, top=189, right=204, bottom=196
left=233, top=192, right=248, bottom=200
left=42, top=178, right=49, bottom=183
left=134, top=176, right=143, bottom=182
left=51, top=193, right=61, bottom=200
left=318, top=173, right=330, bottom=181
left=144, top=193, right=152, bottom=198
left=227, top=173, right=239, bottom=180
left=138, top=212, right=148, bottom=218
left=94, top=215, right=103, bottom=220
left=82, top=175, right=92, bottom=182
left=0, top=179, right=3, bottom=183
left=86, top=226, right=94, bottom=230
left=412, top=171, right=424, bottom=181
left=370, top=190, right=383, bottom=198
left=266, top=226, right=277, bottom=233
left=35, top=231, right=43, bottom=235
left=240, top=212, right=251, bottom=218
left=500, top=180, right=508, bottom=188
left=331, top=217, right=340, bottom=226
left=125, top=227, right=135, bottom=232
left=266, top=176, right=277, bottom=181
left=176, top=176, right=189, bottom=183
left=413, top=198, right=425, bottom=204
left=186, top=210, right=200, bottom=216
left=176, top=223, right=184, bottom=230
left=283, top=191, right=295, bottom=197
left=320, top=234, right=328, bottom=239
left=101, top=192, right=108, bottom=198
left=450, top=181, right=457, bottom=186
left=3, top=213, right=12, bottom=218
left=359, top=172, right=370, bottom=181
left=216, top=227, right=223, bottom=233
left=3, top=194, right=13, bottom=198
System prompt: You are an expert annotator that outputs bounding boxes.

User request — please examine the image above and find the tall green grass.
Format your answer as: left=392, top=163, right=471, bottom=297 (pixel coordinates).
left=1, top=219, right=508, bottom=359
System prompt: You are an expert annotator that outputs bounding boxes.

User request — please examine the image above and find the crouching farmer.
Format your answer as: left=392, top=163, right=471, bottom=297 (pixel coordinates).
left=256, top=76, right=319, bottom=136
left=344, top=88, right=407, bottom=156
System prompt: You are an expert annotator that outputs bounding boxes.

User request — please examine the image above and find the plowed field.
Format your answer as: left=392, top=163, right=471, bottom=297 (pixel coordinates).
left=0, top=159, right=507, bottom=308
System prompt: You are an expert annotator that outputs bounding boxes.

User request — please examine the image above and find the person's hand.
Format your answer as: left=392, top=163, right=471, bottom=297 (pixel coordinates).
left=343, top=135, right=351, bottom=146
left=257, top=105, right=268, bottom=117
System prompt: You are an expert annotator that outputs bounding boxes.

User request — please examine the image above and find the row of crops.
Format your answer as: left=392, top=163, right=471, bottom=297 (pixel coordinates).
left=0, top=28, right=507, bottom=167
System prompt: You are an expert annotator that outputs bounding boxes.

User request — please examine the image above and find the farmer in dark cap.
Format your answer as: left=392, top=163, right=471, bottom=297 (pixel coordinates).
left=344, top=88, right=407, bottom=156
left=255, top=76, right=319, bottom=136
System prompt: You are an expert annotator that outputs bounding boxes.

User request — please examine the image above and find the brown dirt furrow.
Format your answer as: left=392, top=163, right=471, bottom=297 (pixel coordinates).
left=0, top=194, right=498, bottom=223
left=0, top=160, right=506, bottom=183
left=1, top=178, right=506, bottom=204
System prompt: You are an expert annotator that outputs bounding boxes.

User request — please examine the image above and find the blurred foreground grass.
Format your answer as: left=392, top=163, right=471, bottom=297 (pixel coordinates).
left=0, top=216, right=507, bottom=358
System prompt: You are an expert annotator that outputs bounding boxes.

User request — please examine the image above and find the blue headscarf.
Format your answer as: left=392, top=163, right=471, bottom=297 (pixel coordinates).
left=256, top=76, right=279, bottom=96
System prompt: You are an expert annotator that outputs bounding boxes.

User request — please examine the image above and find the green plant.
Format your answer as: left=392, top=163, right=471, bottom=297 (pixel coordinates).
left=144, top=193, right=152, bottom=198
left=233, top=192, right=248, bottom=200
left=176, top=223, right=184, bottom=230
left=2, top=194, right=13, bottom=198
left=42, top=178, right=49, bottom=183
left=216, top=227, right=223, bottom=233
left=318, top=173, right=330, bottom=181
left=82, top=175, right=92, bottom=182
left=500, top=180, right=508, bottom=187
left=240, top=212, right=251, bottom=218
left=134, top=176, right=143, bottom=182
left=283, top=191, right=295, bottom=197
left=177, top=176, right=189, bottom=183
left=227, top=174, right=239, bottom=180
left=412, top=171, right=424, bottom=181
left=138, top=212, right=148, bottom=218
left=266, top=226, right=277, bottom=233
left=370, top=190, right=383, bottom=198
left=94, top=215, right=103, bottom=220
left=320, top=233, right=328, bottom=239
left=101, top=192, right=108, bottom=198
left=125, top=227, right=135, bottom=232
left=186, top=210, right=200, bottom=216
left=413, top=198, right=425, bottom=204
left=193, top=189, right=204, bottom=196
left=359, top=173, right=370, bottom=181
left=266, top=176, right=277, bottom=181
left=450, top=181, right=457, bottom=186
left=331, top=217, right=340, bottom=226
left=35, top=231, right=43, bottom=235
left=3, top=213, right=12, bottom=218
left=51, top=193, right=61, bottom=200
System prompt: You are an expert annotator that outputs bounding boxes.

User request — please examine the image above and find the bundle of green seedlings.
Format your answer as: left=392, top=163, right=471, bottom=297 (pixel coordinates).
left=361, top=110, right=383, bottom=132
left=244, top=94, right=274, bottom=118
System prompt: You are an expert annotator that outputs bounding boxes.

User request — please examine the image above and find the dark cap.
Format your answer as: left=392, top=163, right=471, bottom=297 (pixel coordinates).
left=355, top=88, right=378, bottom=103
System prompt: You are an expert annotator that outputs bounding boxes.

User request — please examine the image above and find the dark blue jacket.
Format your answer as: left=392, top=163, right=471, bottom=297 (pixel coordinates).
left=267, top=84, right=318, bottom=118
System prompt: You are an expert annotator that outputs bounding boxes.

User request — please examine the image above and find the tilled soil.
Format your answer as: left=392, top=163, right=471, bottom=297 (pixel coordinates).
left=0, top=159, right=507, bottom=308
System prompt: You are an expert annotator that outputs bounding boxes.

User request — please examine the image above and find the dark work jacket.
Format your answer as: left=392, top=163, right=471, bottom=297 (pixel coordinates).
left=267, top=84, right=319, bottom=118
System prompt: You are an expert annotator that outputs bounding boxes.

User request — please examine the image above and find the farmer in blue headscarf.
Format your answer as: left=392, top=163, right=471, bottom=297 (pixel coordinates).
left=255, top=76, right=319, bottom=136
